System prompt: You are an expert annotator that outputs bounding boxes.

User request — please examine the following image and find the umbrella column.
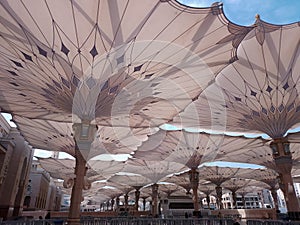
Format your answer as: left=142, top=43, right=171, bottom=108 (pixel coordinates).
left=124, top=193, right=129, bottom=211
left=206, top=194, right=210, bottom=208
left=67, top=149, right=87, bottom=225
left=151, top=183, right=159, bottom=217
left=270, top=139, right=300, bottom=219
left=215, top=186, right=223, bottom=209
left=189, top=168, right=200, bottom=212
left=231, top=191, right=237, bottom=209
left=241, top=194, right=246, bottom=208
left=111, top=198, right=115, bottom=211
left=116, top=197, right=120, bottom=210
left=68, top=122, right=97, bottom=225
left=270, top=188, right=279, bottom=211
left=134, top=188, right=141, bottom=211
left=142, top=197, right=147, bottom=211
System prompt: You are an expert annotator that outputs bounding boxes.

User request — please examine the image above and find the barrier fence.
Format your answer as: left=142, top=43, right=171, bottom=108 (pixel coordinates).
left=1, top=218, right=234, bottom=225
left=1, top=218, right=300, bottom=225
left=247, top=220, right=300, bottom=225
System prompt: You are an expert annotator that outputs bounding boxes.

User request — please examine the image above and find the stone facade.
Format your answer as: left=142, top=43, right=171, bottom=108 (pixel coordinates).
left=24, top=161, right=62, bottom=212
left=0, top=115, right=33, bottom=220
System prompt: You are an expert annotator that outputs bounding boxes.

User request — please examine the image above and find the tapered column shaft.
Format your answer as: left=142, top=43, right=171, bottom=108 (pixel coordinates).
left=189, top=168, right=199, bottom=211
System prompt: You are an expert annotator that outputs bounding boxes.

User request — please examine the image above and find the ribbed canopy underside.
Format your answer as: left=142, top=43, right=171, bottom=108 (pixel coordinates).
left=0, top=0, right=299, bottom=204
left=173, top=21, right=300, bottom=138
left=0, top=0, right=246, bottom=127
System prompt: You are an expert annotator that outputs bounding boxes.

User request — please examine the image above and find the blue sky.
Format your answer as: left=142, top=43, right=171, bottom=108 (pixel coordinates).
left=180, top=0, right=300, bottom=25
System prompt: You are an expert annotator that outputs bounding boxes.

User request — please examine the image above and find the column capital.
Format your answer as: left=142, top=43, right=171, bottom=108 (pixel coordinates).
left=269, top=138, right=291, bottom=158
left=72, top=122, right=97, bottom=157
left=189, top=168, right=199, bottom=188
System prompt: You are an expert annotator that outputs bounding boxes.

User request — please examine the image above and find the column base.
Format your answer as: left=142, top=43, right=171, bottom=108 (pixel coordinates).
left=12, top=206, right=22, bottom=217
left=288, top=211, right=300, bottom=221
left=0, top=205, right=14, bottom=220
left=67, top=218, right=81, bottom=225
left=193, top=211, right=202, bottom=218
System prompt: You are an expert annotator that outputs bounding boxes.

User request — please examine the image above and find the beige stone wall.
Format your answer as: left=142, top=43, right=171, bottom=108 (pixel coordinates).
left=28, top=171, right=50, bottom=210
left=0, top=125, right=33, bottom=220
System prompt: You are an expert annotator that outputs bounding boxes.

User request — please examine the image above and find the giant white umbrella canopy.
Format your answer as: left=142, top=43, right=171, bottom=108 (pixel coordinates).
left=13, top=115, right=156, bottom=159
left=123, top=158, right=187, bottom=215
left=82, top=183, right=120, bottom=206
left=85, top=186, right=122, bottom=201
left=37, top=157, right=125, bottom=186
left=108, top=174, right=151, bottom=190
left=198, top=165, right=241, bottom=209
left=215, top=134, right=300, bottom=211
left=37, top=157, right=76, bottom=181
left=222, top=177, right=269, bottom=209
left=198, top=166, right=240, bottom=185
left=87, top=159, right=126, bottom=181
left=238, top=168, right=280, bottom=210
left=155, top=182, right=187, bottom=198
left=198, top=182, right=216, bottom=196
left=54, top=180, right=110, bottom=199
left=0, top=0, right=263, bottom=222
left=132, top=129, right=271, bottom=211
left=0, top=0, right=249, bottom=125
left=172, top=19, right=300, bottom=137
left=198, top=182, right=216, bottom=209
left=108, top=174, right=151, bottom=211
left=217, top=137, right=300, bottom=171
left=162, top=173, right=192, bottom=194
left=139, top=182, right=189, bottom=204
left=132, top=129, right=224, bottom=169
left=14, top=116, right=75, bottom=156
left=78, top=181, right=110, bottom=199
left=171, top=18, right=300, bottom=215
left=132, top=130, right=271, bottom=168
left=103, top=180, right=134, bottom=208
left=237, top=168, right=279, bottom=190
left=124, top=158, right=187, bottom=184
left=235, top=185, right=267, bottom=209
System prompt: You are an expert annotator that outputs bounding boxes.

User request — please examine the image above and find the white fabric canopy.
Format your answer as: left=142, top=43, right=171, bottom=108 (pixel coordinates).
left=132, top=130, right=270, bottom=169
left=108, top=174, right=151, bottom=190
left=14, top=115, right=156, bottom=158
left=162, top=173, right=192, bottom=193
left=198, top=166, right=241, bottom=186
left=172, top=19, right=300, bottom=138
left=1, top=1, right=299, bottom=198
left=37, top=158, right=76, bottom=180
left=237, top=168, right=279, bottom=189
left=124, top=158, right=187, bottom=183
left=37, top=157, right=125, bottom=182
left=222, top=178, right=267, bottom=192
left=217, top=138, right=300, bottom=171
left=0, top=0, right=247, bottom=126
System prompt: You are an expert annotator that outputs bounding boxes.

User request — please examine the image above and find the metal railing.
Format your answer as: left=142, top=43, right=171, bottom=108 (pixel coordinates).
left=1, top=218, right=235, bottom=225
left=247, top=220, right=300, bottom=225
